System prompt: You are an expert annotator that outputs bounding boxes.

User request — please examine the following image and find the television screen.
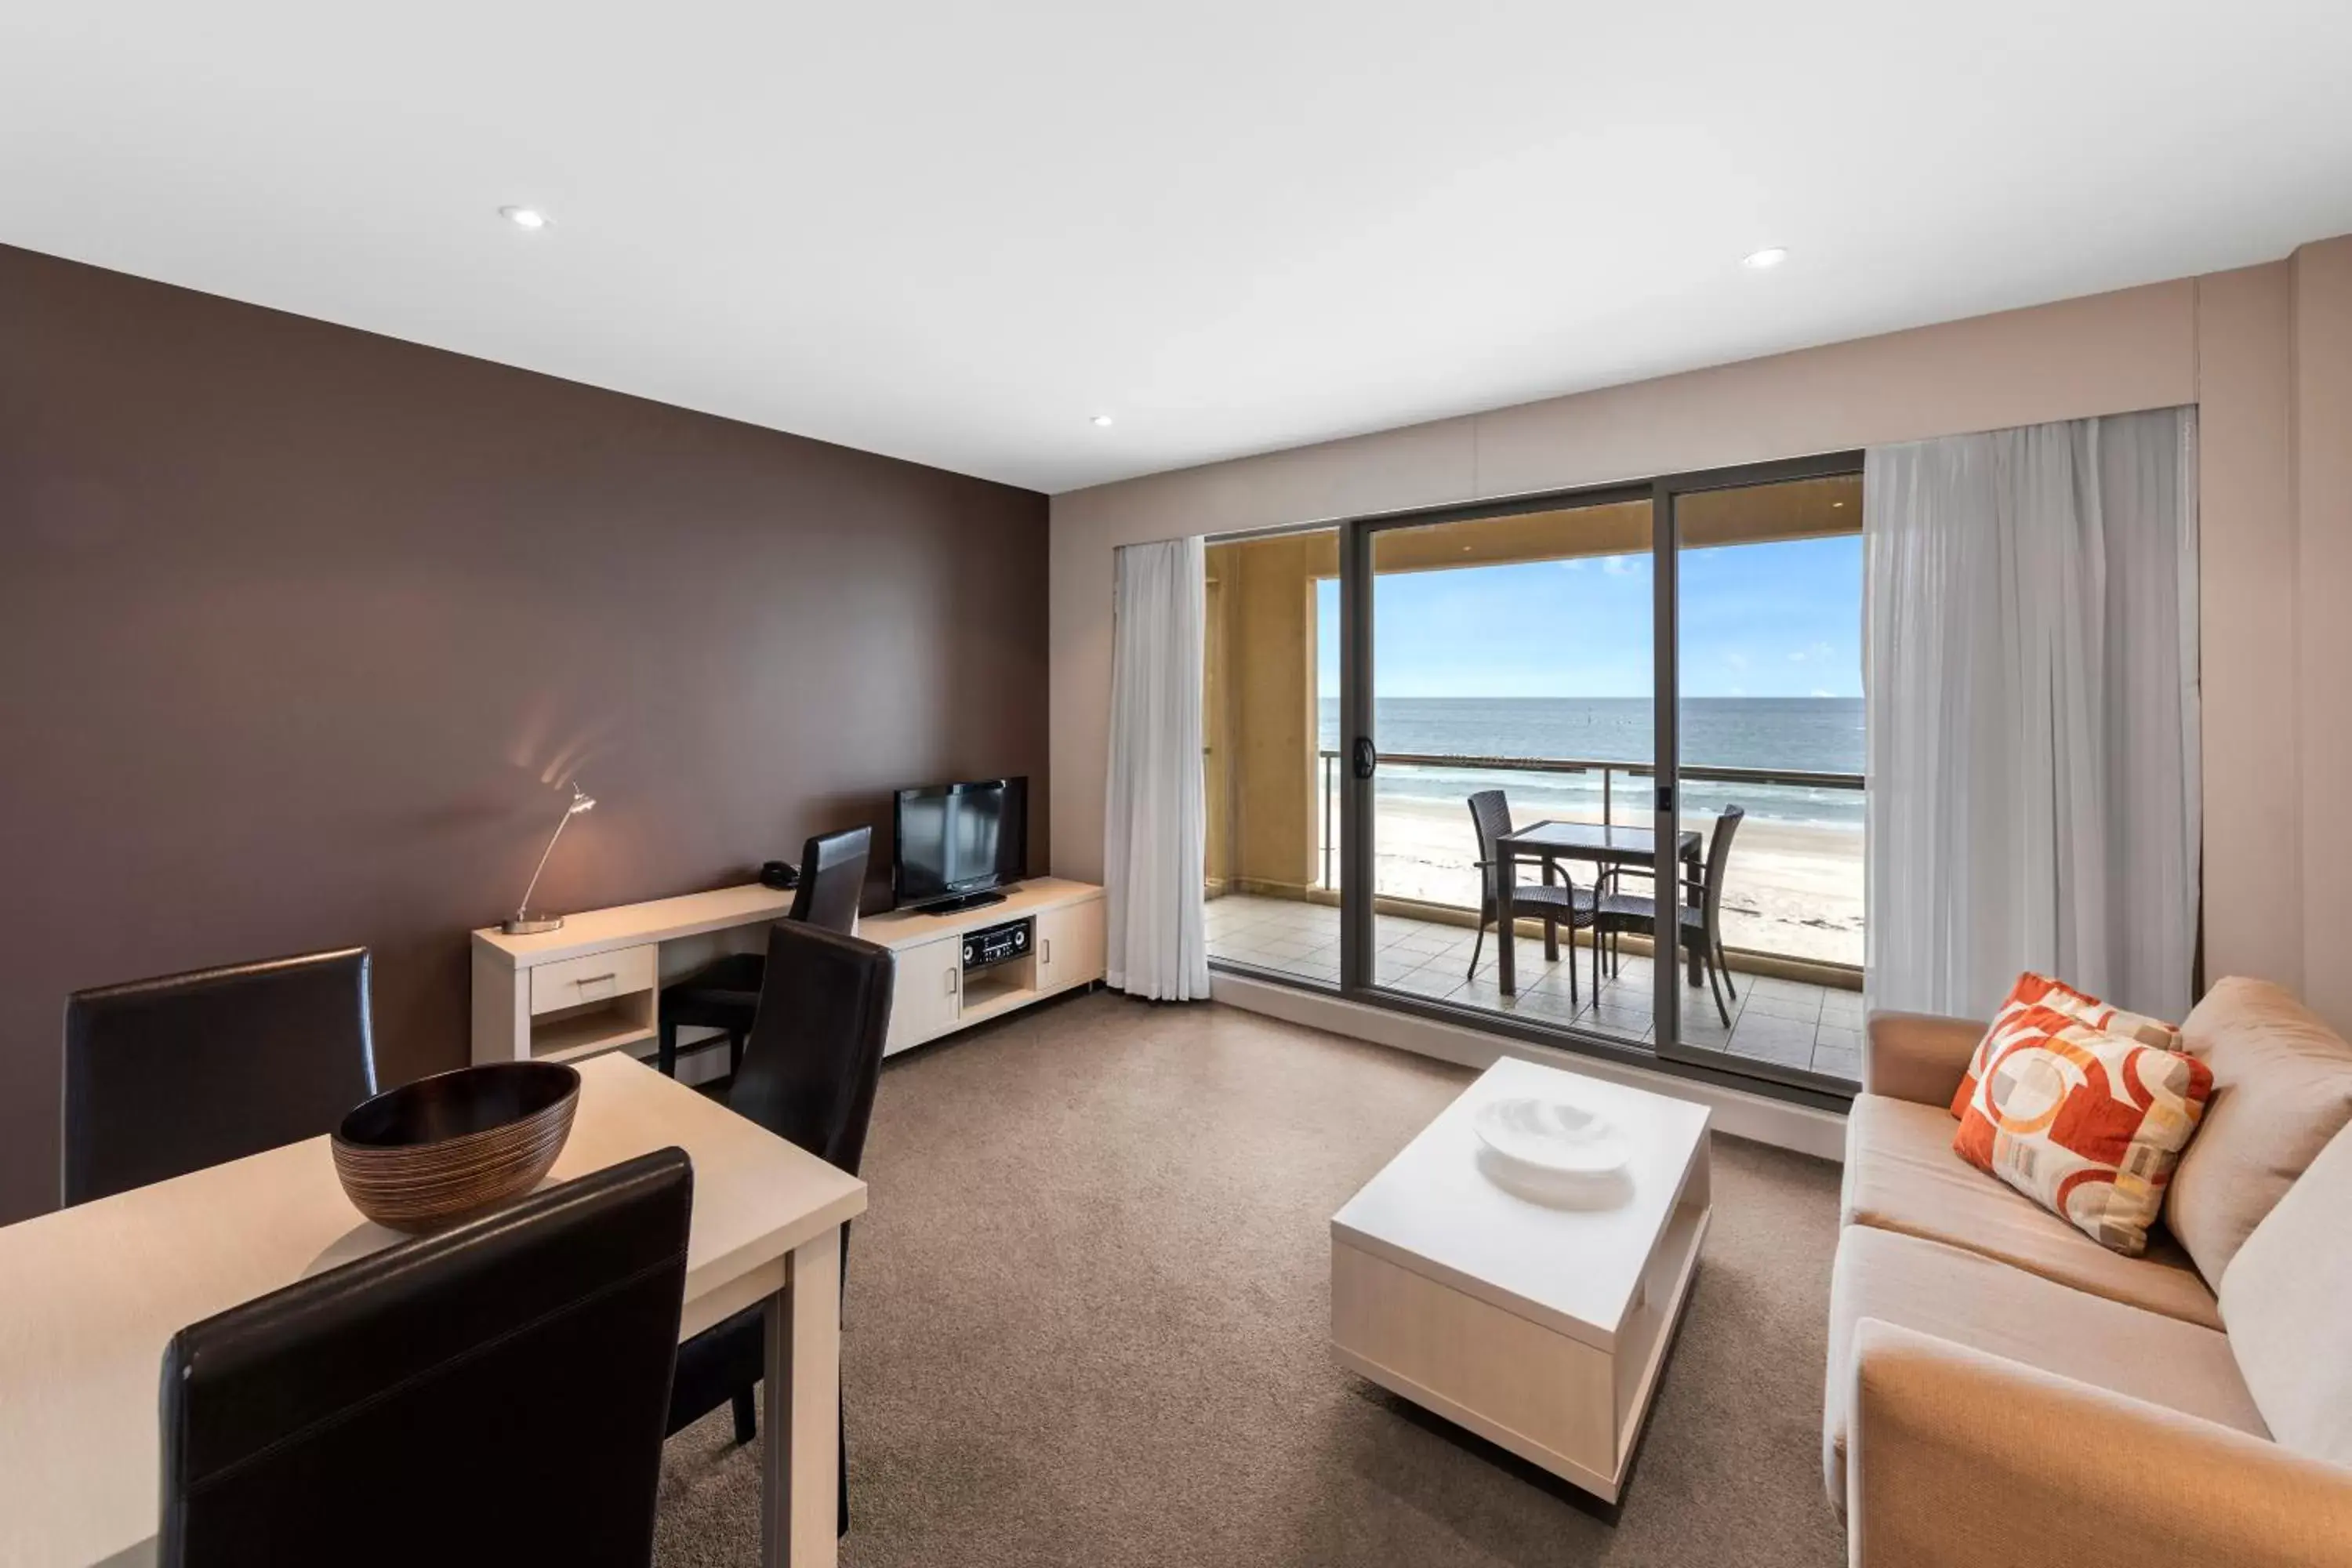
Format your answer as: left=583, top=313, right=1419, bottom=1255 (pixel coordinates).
left=893, top=778, right=1026, bottom=908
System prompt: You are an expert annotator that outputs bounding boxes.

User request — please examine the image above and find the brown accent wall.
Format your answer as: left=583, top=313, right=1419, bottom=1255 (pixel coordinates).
left=0, top=244, right=1049, bottom=1223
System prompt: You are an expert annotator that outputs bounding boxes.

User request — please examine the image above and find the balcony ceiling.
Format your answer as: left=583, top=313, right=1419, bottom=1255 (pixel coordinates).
left=2, top=2, right=2347, bottom=494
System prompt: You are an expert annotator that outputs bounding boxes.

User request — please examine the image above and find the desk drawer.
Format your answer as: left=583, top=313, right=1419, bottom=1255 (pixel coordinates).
left=530, top=944, right=656, bottom=1015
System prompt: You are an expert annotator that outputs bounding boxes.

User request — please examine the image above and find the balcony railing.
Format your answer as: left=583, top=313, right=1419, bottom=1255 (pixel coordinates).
left=1298, top=749, right=1867, bottom=976
left=1314, top=748, right=1863, bottom=889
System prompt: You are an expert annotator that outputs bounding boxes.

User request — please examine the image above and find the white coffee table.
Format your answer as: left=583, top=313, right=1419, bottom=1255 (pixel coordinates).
left=1330, top=1057, right=1711, bottom=1501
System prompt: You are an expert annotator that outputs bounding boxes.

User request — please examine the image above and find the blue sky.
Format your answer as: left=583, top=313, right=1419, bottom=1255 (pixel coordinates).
left=1316, top=535, right=1861, bottom=699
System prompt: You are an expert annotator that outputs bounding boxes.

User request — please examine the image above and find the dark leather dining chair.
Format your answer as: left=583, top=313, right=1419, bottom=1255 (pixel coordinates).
left=657, top=825, right=872, bottom=1079
left=666, top=919, right=893, bottom=1537
left=63, top=947, right=378, bottom=1207
left=160, top=1147, right=693, bottom=1568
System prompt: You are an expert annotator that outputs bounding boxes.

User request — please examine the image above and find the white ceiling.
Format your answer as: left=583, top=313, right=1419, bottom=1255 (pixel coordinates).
left=4, top=2, right=2349, bottom=495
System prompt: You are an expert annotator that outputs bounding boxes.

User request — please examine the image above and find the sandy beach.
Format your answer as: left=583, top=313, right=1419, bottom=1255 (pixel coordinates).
left=1352, top=793, right=1863, bottom=967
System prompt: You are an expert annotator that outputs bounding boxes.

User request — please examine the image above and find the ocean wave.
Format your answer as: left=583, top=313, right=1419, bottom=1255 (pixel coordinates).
left=1347, top=772, right=1863, bottom=832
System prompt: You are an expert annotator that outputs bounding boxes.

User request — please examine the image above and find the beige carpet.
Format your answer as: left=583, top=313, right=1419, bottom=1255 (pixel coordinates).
left=654, top=990, right=1846, bottom=1568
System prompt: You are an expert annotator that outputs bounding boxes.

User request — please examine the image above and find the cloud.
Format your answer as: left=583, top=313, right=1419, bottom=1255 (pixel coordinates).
left=1724, top=650, right=1751, bottom=671
left=1559, top=558, right=1585, bottom=571
left=1601, top=554, right=1645, bottom=577
left=1812, top=688, right=1835, bottom=698
left=1788, top=639, right=1835, bottom=664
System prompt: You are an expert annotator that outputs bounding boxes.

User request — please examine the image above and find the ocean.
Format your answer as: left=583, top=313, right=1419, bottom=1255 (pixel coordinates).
left=1318, top=696, right=1864, bottom=829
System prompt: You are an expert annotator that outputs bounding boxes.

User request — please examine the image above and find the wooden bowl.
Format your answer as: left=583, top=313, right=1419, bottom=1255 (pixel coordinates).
left=332, top=1062, right=581, bottom=1233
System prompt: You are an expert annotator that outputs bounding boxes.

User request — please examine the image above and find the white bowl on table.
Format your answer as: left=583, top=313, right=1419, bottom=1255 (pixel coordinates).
left=1472, top=1094, right=1634, bottom=1207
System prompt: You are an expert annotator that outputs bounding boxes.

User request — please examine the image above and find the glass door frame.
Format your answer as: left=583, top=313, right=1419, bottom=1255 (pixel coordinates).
left=1336, top=482, right=1650, bottom=1005
left=1331, top=451, right=1864, bottom=1104
left=1648, top=452, right=1862, bottom=1090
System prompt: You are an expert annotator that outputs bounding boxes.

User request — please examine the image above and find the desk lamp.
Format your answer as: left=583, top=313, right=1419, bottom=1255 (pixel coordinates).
left=503, top=782, right=596, bottom=935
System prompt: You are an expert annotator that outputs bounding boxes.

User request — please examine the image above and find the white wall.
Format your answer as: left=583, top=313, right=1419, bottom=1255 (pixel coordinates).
left=2194, top=261, right=2301, bottom=999
left=1051, top=241, right=2350, bottom=1025
left=2289, top=238, right=2352, bottom=1025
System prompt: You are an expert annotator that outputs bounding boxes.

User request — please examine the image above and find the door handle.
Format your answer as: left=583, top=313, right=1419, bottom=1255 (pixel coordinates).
left=1352, top=736, right=1378, bottom=781
left=1043, top=938, right=1053, bottom=965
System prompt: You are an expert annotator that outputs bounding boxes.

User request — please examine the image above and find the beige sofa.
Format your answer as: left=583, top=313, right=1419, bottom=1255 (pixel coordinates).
left=1824, top=977, right=2352, bottom=1566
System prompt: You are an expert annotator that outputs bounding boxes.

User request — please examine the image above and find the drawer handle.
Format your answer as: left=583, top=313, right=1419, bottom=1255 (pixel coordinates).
left=574, top=972, right=616, bottom=986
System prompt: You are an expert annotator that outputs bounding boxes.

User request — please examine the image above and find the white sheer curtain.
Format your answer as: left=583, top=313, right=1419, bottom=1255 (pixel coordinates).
left=1865, top=407, right=2200, bottom=1021
left=1103, top=536, right=1210, bottom=1000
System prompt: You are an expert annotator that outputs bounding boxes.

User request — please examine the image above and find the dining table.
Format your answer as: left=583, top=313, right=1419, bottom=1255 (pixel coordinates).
left=1492, top=819, right=1703, bottom=996
left=0, top=1050, right=866, bottom=1568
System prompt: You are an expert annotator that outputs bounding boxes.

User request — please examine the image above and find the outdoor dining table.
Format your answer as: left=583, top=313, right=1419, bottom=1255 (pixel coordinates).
left=1492, top=820, right=1703, bottom=996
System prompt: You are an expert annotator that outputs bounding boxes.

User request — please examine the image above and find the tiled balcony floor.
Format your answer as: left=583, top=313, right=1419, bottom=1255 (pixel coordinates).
left=1206, top=891, right=1862, bottom=1084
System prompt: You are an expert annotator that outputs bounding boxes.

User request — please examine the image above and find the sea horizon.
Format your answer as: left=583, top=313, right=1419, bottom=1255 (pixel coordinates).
left=1318, top=694, right=1864, bottom=830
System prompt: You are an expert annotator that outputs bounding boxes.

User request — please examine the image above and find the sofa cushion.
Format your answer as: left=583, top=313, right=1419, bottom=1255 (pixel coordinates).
left=1951, top=1004, right=2212, bottom=1255
left=2166, top=977, right=2352, bottom=1283
left=1842, top=1093, right=2220, bottom=1328
left=1824, top=1225, right=2267, bottom=1512
left=2220, top=1118, right=2352, bottom=1466
left=1950, top=971, right=2183, bottom=1118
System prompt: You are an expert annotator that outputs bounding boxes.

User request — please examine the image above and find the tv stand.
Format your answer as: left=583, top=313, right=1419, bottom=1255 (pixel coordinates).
left=915, top=887, right=1011, bottom=916
left=862, top=880, right=1105, bottom=1056
left=470, top=877, right=1105, bottom=1081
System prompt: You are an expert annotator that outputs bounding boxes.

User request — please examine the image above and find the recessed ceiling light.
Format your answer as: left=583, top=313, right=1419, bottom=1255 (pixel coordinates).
left=1089, top=414, right=1115, bottom=428
left=1741, top=247, right=1788, bottom=270
left=500, top=206, right=550, bottom=231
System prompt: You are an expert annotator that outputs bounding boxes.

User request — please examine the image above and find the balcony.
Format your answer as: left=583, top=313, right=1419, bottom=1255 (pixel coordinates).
left=1200, top=488, right=1865, bottom=1091
left=1206, top=749, right=1864, bottom=1084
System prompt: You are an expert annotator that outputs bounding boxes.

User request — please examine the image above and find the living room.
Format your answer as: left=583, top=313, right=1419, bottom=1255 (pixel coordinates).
left=3, top=4, right=2350, bottom=1566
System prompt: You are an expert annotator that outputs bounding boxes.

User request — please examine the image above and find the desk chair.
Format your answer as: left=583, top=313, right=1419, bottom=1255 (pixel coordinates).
left=666, top=919, right=892, bottom=1537
left=161, top=1149, right=693, bottom=1568
left=64, top=947, right=378, bottom=1207
left=656, top=826, right=870, bottom=1079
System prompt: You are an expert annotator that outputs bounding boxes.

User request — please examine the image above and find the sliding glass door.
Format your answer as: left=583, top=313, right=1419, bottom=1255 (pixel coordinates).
left=1660, top=466, right=1867, bottom=1087
left=1345, top=492, right=1664, bottom=1047
left=1212, top=451, right=1865, bottom=1099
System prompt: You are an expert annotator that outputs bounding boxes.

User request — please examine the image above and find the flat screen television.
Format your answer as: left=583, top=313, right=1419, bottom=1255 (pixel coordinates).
left=892, top=777, right=1027, bottom=912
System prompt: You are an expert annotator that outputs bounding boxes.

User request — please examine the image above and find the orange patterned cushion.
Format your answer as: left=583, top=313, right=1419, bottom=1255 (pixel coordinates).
left=1952, top=1003, right=2213, bottom=1254
left=1950, top=972, right=2183, bottom=1119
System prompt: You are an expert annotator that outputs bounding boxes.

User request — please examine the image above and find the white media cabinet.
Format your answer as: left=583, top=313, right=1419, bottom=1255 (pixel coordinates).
left=471, top=877, right=1106, bottom=1081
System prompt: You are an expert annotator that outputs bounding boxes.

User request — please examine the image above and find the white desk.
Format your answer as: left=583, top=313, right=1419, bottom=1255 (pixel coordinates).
left=0, top=1053, right=865, bottom=1568
left=472, top=878, right=1106, bottom=1074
